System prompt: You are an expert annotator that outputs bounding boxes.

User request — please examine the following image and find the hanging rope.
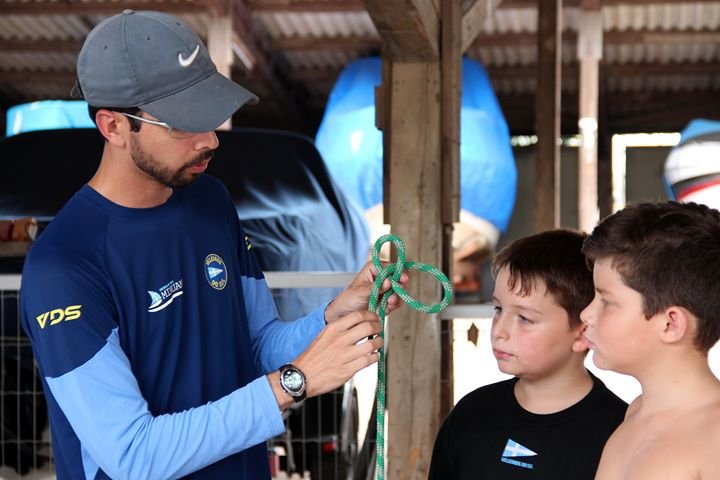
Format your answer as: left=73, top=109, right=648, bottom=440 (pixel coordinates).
left=368, top=234, right=454, bottom=480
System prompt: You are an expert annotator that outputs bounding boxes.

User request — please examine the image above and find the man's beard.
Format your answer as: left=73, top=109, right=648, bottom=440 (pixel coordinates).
left=130, top=138, right=213, bottom=189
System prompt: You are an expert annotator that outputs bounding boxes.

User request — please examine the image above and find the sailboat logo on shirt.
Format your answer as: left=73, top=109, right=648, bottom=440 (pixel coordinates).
left=147, top=278, right=184, bottom=313
left=500, top=438, right=537, bottom=469
left=204, top=253, right=228, bottom=290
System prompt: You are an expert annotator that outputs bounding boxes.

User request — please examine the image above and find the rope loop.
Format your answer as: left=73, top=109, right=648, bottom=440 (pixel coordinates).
left=368, top=234, right=454, bottom=479
left=369, top=234, right=454, bottom=318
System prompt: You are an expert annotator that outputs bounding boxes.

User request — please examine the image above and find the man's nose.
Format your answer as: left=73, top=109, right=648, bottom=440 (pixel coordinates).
left=194, top=130, right=219, bottom=150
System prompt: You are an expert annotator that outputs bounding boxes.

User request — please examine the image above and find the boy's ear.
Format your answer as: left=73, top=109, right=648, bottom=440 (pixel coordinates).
left=571, top=324, right=590, bottom=353
left=658, top=306, right=692, bottom=344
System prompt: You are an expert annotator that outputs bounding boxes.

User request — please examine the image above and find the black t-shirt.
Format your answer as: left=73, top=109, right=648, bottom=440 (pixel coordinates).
left=429, top=372, right=627, bottom=479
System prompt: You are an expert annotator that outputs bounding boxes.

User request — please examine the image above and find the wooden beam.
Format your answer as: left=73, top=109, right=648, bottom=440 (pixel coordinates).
left=607, top=90, right=720, bottom=108
left=597, top=62, right=613, bottom=220
left=248, top=0, right=365, bottom=11
left=461, top=0, right=500, bottom=52
left=440, top=0, right=461, bottom=423
left=0, top=0, right=205, bottom=15
left=369, top=2, right=446, bottom=477
left=604, top=98, right=716, bottom=134
left=248, top=60, right=720, bottom=85
left=472, top=28, right=720, bottom=48
left=7, top=59, right=711, bottom=89
left=442, top=0, right=461, bottom=226
left=384, top=60, right=443, bottom=480
left=499, top=0, right=720, bottom=7
left=363, top=0, right=440, bottom=61
left=0, top=39, right=83, bottom=53
left=610, top=61, right=720, bottom=76
left=202, top=0, right=310, bottom=130
left=497, top=90, right=720, bottom=131
left=0, top=71, right=77, bottom=84
left=607, top=28, right=720, bottom=45
left=275, top=28, right=720, bottom=52
left=207, top=15, right=234, bottom=130
left=273, top=35, right=379, bottom=51
left=535, top=0, right=561, bottom=231
left=5, top=27, right=720, bottom=56
left=487, top=61, right=720, bottom=81
left=251, top=0, right=720, bottom=11
left=577, top=8, right=602, bottom=233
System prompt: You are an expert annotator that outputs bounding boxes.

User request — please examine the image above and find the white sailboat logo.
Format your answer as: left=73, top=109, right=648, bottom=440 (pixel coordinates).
left=207, top=266, right=224, bottom=279
left=148, top=290, right=163, bottom=310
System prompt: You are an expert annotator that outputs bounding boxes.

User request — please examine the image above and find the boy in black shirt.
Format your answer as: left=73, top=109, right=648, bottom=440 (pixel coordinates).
left=430, top=230, right=627, bottom=479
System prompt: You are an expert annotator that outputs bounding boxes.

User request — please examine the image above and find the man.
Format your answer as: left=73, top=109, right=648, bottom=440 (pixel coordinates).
left=20, top=10, right=399, bottom=479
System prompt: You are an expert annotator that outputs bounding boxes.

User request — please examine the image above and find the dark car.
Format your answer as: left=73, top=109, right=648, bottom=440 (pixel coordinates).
left=0, top=127, right=370, bottom=479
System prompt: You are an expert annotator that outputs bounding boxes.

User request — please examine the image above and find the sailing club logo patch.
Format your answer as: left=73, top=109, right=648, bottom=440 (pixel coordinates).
left=147, top=279, right=184, bottom=313
left=205, top=253, right=228, bottom=290
left=500, top=438, right=537, bottom=469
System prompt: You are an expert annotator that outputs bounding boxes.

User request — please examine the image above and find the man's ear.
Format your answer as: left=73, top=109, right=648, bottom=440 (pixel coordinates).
left=659, top=306, right=692, bottom=344
left=95, top=109, right=127, bottom=147
left=571, top=323, right=590, bottom=353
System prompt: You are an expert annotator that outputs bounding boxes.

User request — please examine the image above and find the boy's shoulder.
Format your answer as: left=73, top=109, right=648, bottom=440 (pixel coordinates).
left=453, top=374, right=626, bottom=417
left=455, top=377, right=516, bottom=411
left=440, top=378, right=517, bottom=434
left=597, top=389, right=720, bottom=480
left=586, top=373, right=628, bottom=411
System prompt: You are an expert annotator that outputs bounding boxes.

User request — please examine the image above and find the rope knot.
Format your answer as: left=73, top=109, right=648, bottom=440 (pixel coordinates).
left=369, top=234, right=454, bottom=317
left=367, top=234, right=454, bottom=480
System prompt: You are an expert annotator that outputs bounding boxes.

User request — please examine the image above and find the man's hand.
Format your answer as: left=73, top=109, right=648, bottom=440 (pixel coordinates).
left=269, top=311, right=383, bottom=410
left=324, top=260, right=409, bottom=324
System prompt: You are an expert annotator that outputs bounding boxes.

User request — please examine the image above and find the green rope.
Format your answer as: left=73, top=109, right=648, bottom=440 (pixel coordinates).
left=368, top=234, right=454, bottom=480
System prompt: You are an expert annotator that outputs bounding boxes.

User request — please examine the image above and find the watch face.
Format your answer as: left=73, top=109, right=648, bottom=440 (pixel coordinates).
left=283, top=370, right=304, bottom=392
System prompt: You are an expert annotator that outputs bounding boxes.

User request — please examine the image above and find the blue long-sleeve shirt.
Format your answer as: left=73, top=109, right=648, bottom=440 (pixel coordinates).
left=20, top=175, right=325, bottom=479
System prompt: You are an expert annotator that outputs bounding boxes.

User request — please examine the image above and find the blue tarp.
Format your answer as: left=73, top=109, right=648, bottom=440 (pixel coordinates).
left=678, top=118, right=720, bottom=143
left=315, top=56, right=517, bottom=233
left=6, top=100, right=94, bottom=137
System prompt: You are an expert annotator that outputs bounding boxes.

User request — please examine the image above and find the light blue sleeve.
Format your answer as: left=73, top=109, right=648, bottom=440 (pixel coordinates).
left=241, top=275, right=327, bottom=373
left=46, top=328, right=285, bottom=480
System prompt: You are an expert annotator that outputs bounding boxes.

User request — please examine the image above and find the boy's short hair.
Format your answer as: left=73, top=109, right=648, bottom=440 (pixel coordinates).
left=492, top=229, right=593, bottom=328
left=583, top=201, right=720, bottom=352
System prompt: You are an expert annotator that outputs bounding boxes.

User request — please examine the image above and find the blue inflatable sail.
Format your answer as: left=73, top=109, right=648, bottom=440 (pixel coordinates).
left=315, top=56, right=517, bottom=234
left=6, top=100, right=94, bottom=137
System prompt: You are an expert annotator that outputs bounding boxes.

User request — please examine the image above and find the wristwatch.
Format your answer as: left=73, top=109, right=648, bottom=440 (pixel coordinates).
left=279, top=364, right=307, bottom=402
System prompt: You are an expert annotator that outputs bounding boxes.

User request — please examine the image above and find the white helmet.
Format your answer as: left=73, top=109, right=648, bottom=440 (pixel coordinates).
left=664, top=119, right=720, bottom=207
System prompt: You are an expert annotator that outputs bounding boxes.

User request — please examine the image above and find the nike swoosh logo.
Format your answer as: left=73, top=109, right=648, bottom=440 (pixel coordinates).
left=178, top=45, right=200, bottom=68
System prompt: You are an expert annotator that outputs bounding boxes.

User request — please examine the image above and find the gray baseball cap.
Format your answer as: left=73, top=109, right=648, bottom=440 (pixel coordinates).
left=77, top=10, right=258, bottom=132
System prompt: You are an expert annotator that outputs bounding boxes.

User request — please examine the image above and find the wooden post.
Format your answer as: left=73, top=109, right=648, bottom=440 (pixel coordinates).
left=440, top=0, right=461, bottom=421
left=577, top=6, right=602, bottom=232
left=597, top=64, right=613, bottom=220
left=385, top=61, right=443, bottom=479
left=207, top=15, right=233, bottom=130
left=364, top=0, right=491, bottom=476
left=535, top=0, right=562, bottom=231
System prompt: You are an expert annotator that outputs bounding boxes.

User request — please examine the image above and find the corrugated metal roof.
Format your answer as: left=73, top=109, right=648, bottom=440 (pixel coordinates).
left=284, top=49, right=367, bottom=69
left=0, top=14, right=89, bottom=40
left=603, top=3, right=720, bottom=30
left=0, top=0, right=719, bottom=133
left=256, top=11, right=377, bottom=38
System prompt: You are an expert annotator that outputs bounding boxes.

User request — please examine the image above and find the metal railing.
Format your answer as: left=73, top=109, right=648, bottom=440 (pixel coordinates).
left=0, top=272, right=495, bottom=480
